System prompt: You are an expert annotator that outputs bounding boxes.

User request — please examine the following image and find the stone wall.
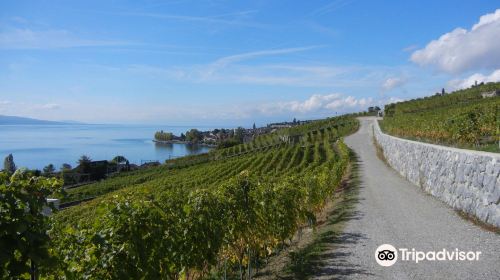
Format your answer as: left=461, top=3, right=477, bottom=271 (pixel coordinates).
left=373, top=120, right=500, bottom=227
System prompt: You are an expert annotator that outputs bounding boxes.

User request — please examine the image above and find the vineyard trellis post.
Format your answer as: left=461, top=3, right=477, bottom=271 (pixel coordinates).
left=30, top=259, right=37, bottom=280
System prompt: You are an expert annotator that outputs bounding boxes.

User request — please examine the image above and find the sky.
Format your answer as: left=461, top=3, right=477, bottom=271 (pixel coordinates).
left=0, top=0, right=499, bottom=126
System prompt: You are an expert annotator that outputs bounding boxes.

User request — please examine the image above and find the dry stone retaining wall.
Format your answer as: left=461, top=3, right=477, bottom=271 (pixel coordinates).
left=373, top=120, right=500, bottom=227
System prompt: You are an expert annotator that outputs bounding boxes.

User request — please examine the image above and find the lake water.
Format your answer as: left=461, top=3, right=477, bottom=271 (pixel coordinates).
left=0, top=124, right=214, bottom=170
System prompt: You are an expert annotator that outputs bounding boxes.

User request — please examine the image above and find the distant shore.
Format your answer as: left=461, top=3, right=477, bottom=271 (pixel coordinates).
left=152, top=139, right=217, bottom=148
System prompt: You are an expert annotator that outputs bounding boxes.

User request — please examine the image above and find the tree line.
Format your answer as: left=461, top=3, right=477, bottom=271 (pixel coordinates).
left=2, top=154, right=132, bottom=186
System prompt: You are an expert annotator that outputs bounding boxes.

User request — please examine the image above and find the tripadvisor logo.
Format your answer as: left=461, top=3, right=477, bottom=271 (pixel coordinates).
left=375, top=244, right=481, bottom=267
left=375, top=244, right=397, bottom=266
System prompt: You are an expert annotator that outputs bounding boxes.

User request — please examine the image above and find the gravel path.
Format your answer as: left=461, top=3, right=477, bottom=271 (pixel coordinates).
left=313, top=117, right=500, bottom=280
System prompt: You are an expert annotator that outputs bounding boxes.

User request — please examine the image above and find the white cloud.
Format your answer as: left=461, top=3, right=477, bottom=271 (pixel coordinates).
left=200, top=46, right=322, bottom=80
left=213, top=46, right=321, bottom=67
left=382, top=77, right=406, bottom=91
left=166, top=61, right=389, bottom=87
left=0, top=100, right=12, bottom=111
left=258, top=94, right=373, bottom=115
left=448, top=69, right=500, bottom=90
left=402, top=45, right=418, bottom=52
left=115, top=10, right=267, bottom=29
left=410, top=9, right=500, bottom=73
left=310, top=0, right=355, bottom=16
left=38, top=103, right=61, bottom=110
left=0, top=28, right=127, bottom=49
left=472, top=10, right=500, bottom=30
left=386, top=97, right=405, bottom=104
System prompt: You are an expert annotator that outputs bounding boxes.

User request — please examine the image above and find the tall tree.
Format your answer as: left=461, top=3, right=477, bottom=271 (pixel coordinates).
left=77, top=155, right=92, bottom=174
left=60, top=163, right=72, bottom=171
left=43, top=164, right=55, bottom=177
left=3, top=154, right=16, bottom=174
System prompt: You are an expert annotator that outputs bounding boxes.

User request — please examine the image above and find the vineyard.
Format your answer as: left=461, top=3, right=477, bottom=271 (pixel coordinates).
left=380, top=82, right=500, bottom=152
left=40, top=116, right=359, bottom=279
left=60, top=116, right=358, bottom=204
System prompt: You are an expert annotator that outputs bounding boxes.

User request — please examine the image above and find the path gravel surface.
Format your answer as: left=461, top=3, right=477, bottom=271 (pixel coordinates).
left=313, top=117, right=500, bottom=280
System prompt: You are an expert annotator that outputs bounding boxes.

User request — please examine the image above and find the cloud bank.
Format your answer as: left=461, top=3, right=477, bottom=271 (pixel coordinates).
left=258, top=93, right=373, bottom=115
left=411, top=9, right=500, bottom=73
left=382, top=77, right=406, bottom=91
left=448, top=69, right=500, bottom=90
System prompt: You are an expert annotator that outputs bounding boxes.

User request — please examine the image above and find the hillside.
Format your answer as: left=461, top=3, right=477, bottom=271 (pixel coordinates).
left=380, top=82, right=500, bottom=152
left=0, top=115, right=70, bottom=125
left=45, top=115, right=359, bottom=278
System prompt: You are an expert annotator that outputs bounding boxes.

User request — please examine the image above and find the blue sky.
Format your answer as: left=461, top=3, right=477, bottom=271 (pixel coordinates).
left=0, top=0, right=499, bottom=126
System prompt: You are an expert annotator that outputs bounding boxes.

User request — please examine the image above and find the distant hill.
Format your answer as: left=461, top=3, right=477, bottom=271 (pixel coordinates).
left=0, top=115, right=74, bottom=125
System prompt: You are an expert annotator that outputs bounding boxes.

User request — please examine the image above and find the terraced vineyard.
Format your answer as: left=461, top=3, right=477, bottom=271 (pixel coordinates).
left=61, top=116, right=358, bottom=203
left=380, top=82, right=500, bottom=152
left=45, top=116, right=358, bottom=279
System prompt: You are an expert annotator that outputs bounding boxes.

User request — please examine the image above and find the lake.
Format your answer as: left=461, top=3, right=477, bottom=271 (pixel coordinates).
left=0, top=124, right=215, bottom=170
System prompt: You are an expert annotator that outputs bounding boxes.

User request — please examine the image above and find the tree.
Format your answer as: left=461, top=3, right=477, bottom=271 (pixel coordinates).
left=154, top=131, right=174, bottom=141
left=77, top=155, right=92, bottom=175
left=78, top=155, right=92, bottom=165
left=442, top=88, right=446, bottom=95
left=111, top=155, right=128, bottom=164
left=60, top=164, right=75, bottom=185
left=43, top=164, right=55, bottom=177
left=3, top=154, right=16, bottom=174
left=234, top=127, right=245, bottom=142
left=384, top=103, right=396, bottom=117
left=185, top=129, right=202, bottom=143
left=60, top=163, right=72, bottom=171
left=0, top=169, right=62, bottom=279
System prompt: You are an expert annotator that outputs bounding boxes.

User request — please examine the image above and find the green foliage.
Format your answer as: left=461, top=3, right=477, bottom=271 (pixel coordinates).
left=43, top=116, right=358, bottom=278
left=380, top=82, right=500, bottom=151
left=186, top=129, right=203, bottom=143
left=43, top=164, right=55, bottom=177
left=3, top=154, right=16, bottom=174
left=77, top=155, right=92, bottom=174
left=233, top=127, right=245, bottom=142
left=0, top=169, right=62, bottom=279
left=61, top=116, right=359, bottom=203
left=60, top=163, right=72, bottom=171
left=154, top=130, right=174, bottom=141
left=217, top=138, right=241, bottom=149
left=111, top=155, right=128, bottom=164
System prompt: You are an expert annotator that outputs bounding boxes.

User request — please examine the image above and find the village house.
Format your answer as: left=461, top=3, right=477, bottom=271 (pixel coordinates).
left=481, top=90, right=500, bottom=98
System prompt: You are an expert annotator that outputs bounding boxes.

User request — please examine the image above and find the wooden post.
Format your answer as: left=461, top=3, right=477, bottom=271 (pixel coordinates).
left=30, top=259, right=37, bottom=280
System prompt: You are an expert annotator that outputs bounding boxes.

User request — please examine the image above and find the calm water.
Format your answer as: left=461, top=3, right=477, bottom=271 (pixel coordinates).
left=0, top=124, right=214, bottom=170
